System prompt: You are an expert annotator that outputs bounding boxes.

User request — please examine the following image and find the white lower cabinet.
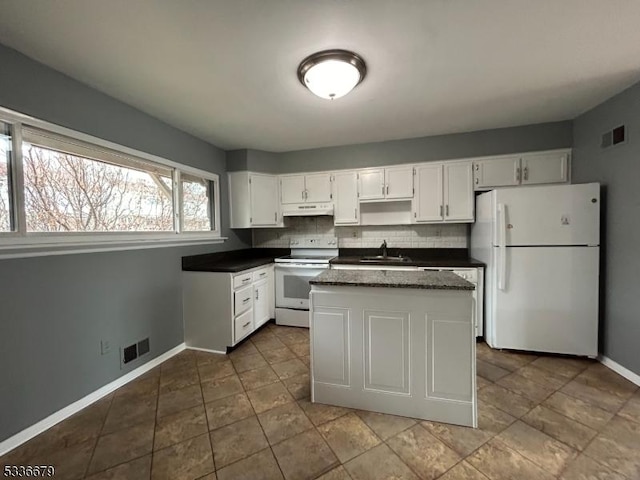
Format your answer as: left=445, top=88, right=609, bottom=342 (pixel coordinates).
left=253, top=279, right=270, bottom=329
left=183, top=264, right=275, bottom=352
left=310, top=284, right=476, bottom=427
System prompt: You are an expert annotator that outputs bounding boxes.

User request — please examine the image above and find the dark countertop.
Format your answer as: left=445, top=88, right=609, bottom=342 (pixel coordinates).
left=182, top=247, right=484, bottom=273
left=182, top=248, right=289, bottom=273
left=331, top=248, right=485, bottom=268
left=310, top=269, right=475, bottom=290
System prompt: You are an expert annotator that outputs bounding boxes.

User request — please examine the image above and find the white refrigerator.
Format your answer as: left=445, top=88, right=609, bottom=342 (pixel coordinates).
left=470, top=183, right=600, bottom=357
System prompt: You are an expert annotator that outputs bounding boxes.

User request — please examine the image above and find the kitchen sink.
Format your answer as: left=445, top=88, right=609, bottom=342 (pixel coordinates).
left=360, top=255, right=412, bottom=263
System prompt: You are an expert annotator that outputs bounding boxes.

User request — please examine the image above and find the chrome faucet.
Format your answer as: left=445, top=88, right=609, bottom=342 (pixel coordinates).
left=380, top=240, right=388, bottom=258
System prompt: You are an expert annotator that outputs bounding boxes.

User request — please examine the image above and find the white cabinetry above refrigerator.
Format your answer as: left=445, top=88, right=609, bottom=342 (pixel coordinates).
left=473, top=150, right=570, bottom=190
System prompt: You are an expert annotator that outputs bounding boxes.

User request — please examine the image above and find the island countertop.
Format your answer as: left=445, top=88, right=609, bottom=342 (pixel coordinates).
left=310, top=269, right=474, bottom=290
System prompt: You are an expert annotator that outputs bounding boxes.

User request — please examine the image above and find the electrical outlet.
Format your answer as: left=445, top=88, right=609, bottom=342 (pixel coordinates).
left=100, top=339, right=111, bottom=355
left=351, top=229, right=359, bottom=238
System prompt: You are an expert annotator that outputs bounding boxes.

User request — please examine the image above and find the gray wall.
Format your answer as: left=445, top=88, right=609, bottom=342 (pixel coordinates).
left=0, top=44, right=251, bottom=442
left=229, top=122, right=572, bottom=174
left=227, top=148, right=282, bottom=173
left=572, top=81, right=640, bottom=376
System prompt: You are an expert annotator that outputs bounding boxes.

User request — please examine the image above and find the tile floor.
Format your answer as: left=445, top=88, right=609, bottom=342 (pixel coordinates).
left=1, top=322, right=640, bottom=480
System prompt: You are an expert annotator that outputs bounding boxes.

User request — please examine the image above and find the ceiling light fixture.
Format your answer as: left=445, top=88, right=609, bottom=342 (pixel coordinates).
left=297, top=49, right=366, bottom=100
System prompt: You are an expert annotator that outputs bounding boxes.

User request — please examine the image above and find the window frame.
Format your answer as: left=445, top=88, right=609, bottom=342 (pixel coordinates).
left=0, top=106, right=225, bottom=258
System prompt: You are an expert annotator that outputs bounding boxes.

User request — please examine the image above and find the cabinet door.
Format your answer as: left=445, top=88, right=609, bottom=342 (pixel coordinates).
left=305, top=173, right=333, bottom=203
left=413, top=164, right=443, bottom=222
left=249, top=174, right=279, bottom=226
left=253, top=279, right=270, bottom=329
left=358, top=169, right=385, bottom=200
left=474, top=157, right=521, bottom=189
left=333, top=171, right=359, bottom=225
left=385, top=166, right=414, bottom=199
left=280, top=175, right=305, bottom=204
left=444, top=162, right=474, bottom=222
left=521, top=152, right=568, bottom=185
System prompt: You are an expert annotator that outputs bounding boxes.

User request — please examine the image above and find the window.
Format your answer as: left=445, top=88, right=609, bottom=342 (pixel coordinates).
left=181, top=173, right=213, bottom=232
left=22, top=128, right=174, bottom=233
left=0, top=122, right=12, bottom=232
left=0, top=107, right=223, bottom=256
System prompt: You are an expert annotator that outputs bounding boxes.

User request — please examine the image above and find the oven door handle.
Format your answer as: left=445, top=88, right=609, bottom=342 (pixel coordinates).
left=275, top=264, right=328, bottom=269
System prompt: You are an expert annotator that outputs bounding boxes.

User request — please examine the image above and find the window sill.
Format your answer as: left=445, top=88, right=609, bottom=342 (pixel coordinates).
left=0, top=235, right=227, bottom=260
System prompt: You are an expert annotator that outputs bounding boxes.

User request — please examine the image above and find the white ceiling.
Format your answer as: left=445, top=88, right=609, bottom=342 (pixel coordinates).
left=0, top=1, right=639, bottom=152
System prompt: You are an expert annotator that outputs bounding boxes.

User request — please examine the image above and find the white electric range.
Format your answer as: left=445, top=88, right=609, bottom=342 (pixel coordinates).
left=274, top=237, right=338, bottom=327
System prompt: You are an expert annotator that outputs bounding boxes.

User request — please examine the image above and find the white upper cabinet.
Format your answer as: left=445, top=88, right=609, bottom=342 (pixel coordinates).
left=358, top=169, right=385, bottom=200
left=473, top=156, right=520, bottom=189
left=280, top=173, right=332, bottom=204
left=280, top=175, right=306, bottom=204
left=474, top=149, right=570, bottom=190
left=305, top=173, right=333, bottom=202
left=359, top=167, right=413, bottom=201
left=229, top=171, right=281, bottom=228
left=413, top=164, right=443, bottom=222
left=521, top=152, right=568, bottom=185
left=333, top=171, right=359, bottom=225
left=385, top=166, right=414, bottom=199
left=413, top=161, right=473, bottom=223
left=250, top=173, right=280, bottom=226
left=444, top=162, right=474, bottom=222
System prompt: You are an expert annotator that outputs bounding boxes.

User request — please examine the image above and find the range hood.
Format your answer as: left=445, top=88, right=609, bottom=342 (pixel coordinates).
left=281, top=203, right=334, bottom=217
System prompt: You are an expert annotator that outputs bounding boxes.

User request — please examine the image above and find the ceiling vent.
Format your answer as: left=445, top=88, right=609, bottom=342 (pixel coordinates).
left=601, top=125, right=626, bottom=149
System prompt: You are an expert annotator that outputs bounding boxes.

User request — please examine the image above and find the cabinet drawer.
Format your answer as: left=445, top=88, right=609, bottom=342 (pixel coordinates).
left=234, top=309, right=253, bottom=343
left=234, top=285, right=253, bottom=315
left=253, top=267, right=270, bottom=282
left=233, top=273, right=253, bottom=289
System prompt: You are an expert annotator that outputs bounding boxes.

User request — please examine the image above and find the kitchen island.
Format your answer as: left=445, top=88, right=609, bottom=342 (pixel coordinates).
left=309, top=269, right=477, bottom=427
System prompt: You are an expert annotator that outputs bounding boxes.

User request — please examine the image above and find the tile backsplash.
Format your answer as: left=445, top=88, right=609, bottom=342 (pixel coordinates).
left=252, top=217, right=468, bottom=249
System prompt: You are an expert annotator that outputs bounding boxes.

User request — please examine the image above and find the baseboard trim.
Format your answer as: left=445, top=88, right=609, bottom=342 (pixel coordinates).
left=0, top=343, right=186, bottom=457
left=598, top=355, right=640, bottom=387
left=186, top=346, right=227, bottom=355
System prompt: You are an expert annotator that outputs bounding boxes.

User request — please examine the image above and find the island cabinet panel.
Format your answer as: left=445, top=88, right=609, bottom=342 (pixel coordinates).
left=429, top=318, right=474, bottom=401
left=310, top=286, right=476, bottom=427
left=364, top=310, right=410, bottom=394
left=311, top=307, right=350, bottom=386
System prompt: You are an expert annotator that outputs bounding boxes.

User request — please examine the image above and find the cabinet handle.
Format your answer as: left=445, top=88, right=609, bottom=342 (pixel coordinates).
left=274, top=211, right=277, bottom=222
left=243, top=297, right=251, bottom=304
left=386, top=185, right=389, bottom=195
left=475, top=177, right=479, bottom=184
left=354, top=208, right=357, bottom=218
left=515, top=166, right=521, bottom=183
left=259, top=272, right=266, bottom=277
left=255, top=290, right=259, bottom=300
left=446, top=205, right=449, bottom=216
left=381, top=185, right=385, bottom=196
left=523, top=166, right=529, bottom=181
left=302, top=190, right=304, bottom=200
left=242, top=277, right=251, bottom=283
left=440, top=205, right=443, bottom=217
left=242, top=321, right=251, bottom=328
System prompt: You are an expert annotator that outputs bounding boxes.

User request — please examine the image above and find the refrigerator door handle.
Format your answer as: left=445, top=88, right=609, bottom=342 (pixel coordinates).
left=498, top=203, right=507, bottom=291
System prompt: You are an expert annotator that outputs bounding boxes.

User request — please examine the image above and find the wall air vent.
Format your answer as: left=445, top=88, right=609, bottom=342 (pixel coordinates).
left=121, top=337, right=150, bottom=367
left=601, top=125, right=626, bottom=149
